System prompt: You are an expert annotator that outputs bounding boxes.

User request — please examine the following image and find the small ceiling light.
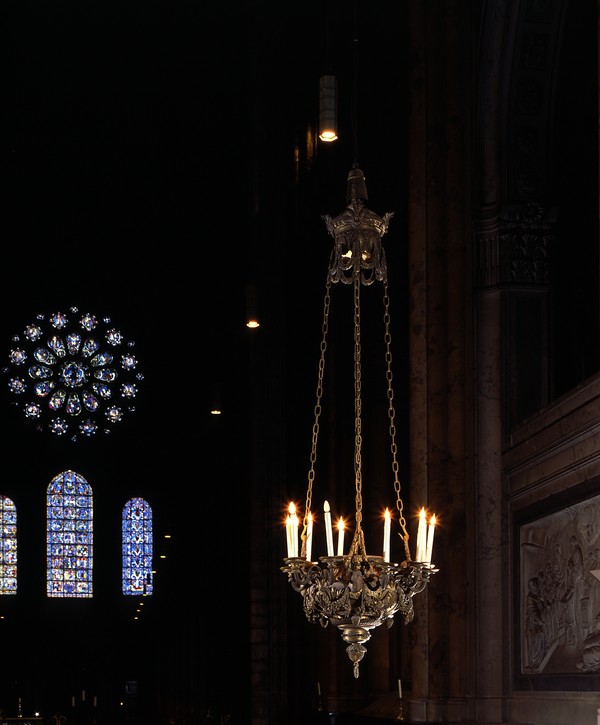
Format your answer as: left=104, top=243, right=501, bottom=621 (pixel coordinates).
left=318, top=74, right=338, bottom=142
left=245, top=284, right=260, bottom=329
left=210, top=381, right=222, bottom=415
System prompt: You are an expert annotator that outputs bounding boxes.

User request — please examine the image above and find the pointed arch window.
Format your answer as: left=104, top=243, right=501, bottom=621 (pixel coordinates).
left=122, top=497, right=153, bottom=596
left=0, top=496, right=17, bottom=595
left=47, top=470, right=93, bottom=598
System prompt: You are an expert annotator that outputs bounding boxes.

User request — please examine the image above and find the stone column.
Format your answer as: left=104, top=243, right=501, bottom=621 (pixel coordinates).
left=406, top=1, right=472, bottom=721
left=474, top=211, right=504, bottom=724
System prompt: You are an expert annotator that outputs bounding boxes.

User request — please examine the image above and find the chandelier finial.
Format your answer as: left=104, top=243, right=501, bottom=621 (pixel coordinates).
left=346, top=164, right=368, bottom=203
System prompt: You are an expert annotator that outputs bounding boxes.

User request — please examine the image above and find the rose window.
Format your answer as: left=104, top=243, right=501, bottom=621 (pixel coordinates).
left=4, top=307, right=143, bottom=441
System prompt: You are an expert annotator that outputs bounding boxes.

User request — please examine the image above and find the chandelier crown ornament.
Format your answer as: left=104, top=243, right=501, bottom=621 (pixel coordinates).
left=324, top=164, right=394, bottom=286
left=281, top=166, right=438, bottom=679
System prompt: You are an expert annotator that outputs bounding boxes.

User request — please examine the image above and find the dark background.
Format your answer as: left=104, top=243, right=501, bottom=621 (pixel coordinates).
left=3, top=2, right=408, bottom=722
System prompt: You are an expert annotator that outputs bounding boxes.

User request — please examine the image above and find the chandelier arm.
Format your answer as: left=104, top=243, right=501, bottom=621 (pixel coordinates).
left=382, top=280, right=412, bottom=561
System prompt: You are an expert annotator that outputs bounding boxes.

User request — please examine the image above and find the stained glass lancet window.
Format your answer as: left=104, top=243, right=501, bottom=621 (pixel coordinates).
left=122, top=497, right=153, bottom=596
left=0, top=496, right=17, bottom=595
left=47, top=470, right=93, bottom=598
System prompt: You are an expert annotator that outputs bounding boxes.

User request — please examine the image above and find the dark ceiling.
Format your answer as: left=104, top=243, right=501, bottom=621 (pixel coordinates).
left=4, top=0, right=408, bottom=483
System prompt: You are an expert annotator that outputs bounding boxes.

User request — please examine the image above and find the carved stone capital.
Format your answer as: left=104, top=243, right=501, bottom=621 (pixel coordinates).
left=476, top=202, right=557, bottom=288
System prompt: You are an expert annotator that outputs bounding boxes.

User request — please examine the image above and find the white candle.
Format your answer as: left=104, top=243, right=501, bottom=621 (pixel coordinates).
left=416, top=507, right=427, bottom=561
left=317, top=681, right=321, bottom=696
left=324, top=500, right=334, bottom=556
left=383, top=508, right=391, bottom=562
left=337, top=517, right=345, bottom=556
left=398, top=678, right=402, bottom=699
left=93, top=696, right=97, bottom=708
left=425, top=513, right=436, bottom=563
left=291, top=504, right=299, bottom=557
left=71, top=696, right=75, bottom=708
left=597, top=707, right=600, bottom=725
left=285, top=504, right=294, bottom=557
left=306, top=512, right=313, bottom=561
left=82, top=690, right=86, bottom=702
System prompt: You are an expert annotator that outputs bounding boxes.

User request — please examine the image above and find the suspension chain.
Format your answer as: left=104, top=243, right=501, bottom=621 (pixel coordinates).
left=383, top=280, right=411, bottom=559
left=301, top=267, right=332, bottom=557
left=349, top=259, right=368, bottom=559
left=300, top=253, right=407, bottom=562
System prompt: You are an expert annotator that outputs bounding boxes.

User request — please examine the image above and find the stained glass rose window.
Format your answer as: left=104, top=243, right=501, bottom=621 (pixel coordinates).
left=4, top=307, right=143, bottom=441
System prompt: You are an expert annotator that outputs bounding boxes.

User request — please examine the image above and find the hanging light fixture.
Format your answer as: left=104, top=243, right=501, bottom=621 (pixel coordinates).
left=245, top=284, right=260, bottom=329
left=318, top=74, right=338, bottom=143
left=281, top=164, right=437, bottom=678
left=281, top=13, right=437, bottom=679
left=318, top=1, right=337, bottom=143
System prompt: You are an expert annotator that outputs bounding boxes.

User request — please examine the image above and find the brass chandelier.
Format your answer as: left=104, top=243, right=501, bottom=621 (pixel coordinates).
left=282, top=164, right=438, bottom=678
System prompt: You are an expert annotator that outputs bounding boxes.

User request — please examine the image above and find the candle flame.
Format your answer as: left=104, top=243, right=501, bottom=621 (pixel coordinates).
left=430, top=513, right=437, bottom=526
left=384, top=507, right=391, bottom=520
left=308, top=512, right=313, bottom=523
left=288, top=501, right=296, bottom=515
left=419, top=506, right=426, bottom=519
left=337, top=517, right=345, bottom=531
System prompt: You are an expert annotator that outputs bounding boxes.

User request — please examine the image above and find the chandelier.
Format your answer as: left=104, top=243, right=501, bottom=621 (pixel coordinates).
left=281, top=164, right=438, bottom=678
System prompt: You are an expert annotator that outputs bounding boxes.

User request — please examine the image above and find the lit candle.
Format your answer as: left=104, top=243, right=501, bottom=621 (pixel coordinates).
left=425, top=513, right=436, bottom=563
left=398, top=679, right=402, bottom=699
left=285, top=504, right=294, bottom=558
left=306, top=512, right=314, bottom=561
left=416, top=507, right=427, bottom=561
left=337, top=517, right=345, bottom=556
left=383, top=507, right=391, bottom=562
left=324, top=500, right=334, bottom=556
left=291, top=503, right=299, bottom=557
